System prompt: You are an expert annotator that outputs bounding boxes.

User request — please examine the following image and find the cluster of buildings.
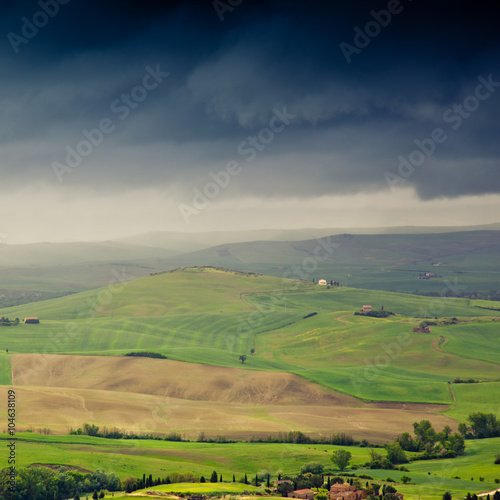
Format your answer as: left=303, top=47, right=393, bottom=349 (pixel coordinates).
left=412, top=326, right=431, bottom=333
left=418, top=272, right=437, bottom=279
left=287, top=483, right=403, bottom=500
left=318, top=279, right=340, bottom=286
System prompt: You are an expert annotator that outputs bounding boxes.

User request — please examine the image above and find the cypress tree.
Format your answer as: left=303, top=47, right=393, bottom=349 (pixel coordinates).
left=210, top=470, right=218, bottom=483
left=267, top=474, right=270, bottom=488
left=244, top=473, right=248, bottom=485
left=220, top=474, right=223, bottom=482
left=233, top=475, right=236, bottom=483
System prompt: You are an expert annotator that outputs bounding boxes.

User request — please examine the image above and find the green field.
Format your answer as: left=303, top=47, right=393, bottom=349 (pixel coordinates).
left=1, top=269, right=499, bottom=409
left=164, top=231, right=500, bottom=296
left=0, top=353, right=11, bottom=385
left=1, top=434, right=499, bottom=500
left=1, top=266, right=499, bottom=499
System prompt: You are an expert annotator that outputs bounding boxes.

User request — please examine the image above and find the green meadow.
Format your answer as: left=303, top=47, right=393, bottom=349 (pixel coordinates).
left=0, top=269, right=498, bottom=410
left=1, top=433, right=499, bottom=500
left=0, top=267, right=499, bottom=500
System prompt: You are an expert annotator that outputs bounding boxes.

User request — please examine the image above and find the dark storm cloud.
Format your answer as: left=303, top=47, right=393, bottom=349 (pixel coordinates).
left=0, top=0, right=499, bottom=199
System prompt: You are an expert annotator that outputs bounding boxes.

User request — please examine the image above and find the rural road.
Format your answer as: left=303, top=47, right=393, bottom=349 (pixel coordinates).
left=478, top=488, right=500, bottom=497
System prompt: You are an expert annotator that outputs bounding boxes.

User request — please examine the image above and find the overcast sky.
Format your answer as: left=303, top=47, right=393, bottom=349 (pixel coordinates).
left=0, top=0, right=499, bottom=243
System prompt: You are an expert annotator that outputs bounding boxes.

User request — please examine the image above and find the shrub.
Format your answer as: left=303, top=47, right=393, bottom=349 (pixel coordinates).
left=125, top=351, right=167, bottom=359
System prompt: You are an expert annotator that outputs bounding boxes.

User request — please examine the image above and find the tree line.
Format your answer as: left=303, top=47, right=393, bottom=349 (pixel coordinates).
left=0, top=467, right=120, bottom=500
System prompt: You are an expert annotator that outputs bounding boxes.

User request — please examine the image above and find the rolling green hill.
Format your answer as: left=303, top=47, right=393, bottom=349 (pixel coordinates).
left=1, top=433, right=499, bottom=500
left=2, top=228, right=499, bottom=309
left=1, top=266, right=499, bottom=500
left=163, top=231, right=500, bottom=295
left=1, top=267, right=498, bottom=409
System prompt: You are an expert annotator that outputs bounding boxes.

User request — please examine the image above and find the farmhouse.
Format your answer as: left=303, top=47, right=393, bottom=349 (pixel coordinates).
left=328, top=483, right=367, bottom=500
left=24, top=317, right=40, bottom=324
left=361, top=305, right=372, bottom=313
left=419, top=272, right=437, bottom=279
left=318, top=279, right=327, bottom=285
left=288, top=489, right=315, bottom=500
left=413, top=326, right=431, bottom=333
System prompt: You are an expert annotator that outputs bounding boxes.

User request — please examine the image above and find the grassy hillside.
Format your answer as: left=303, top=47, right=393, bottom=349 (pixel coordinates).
left=164, top=231, right=500, bottom=295
left=0, top=266, right=498, bottom=498
left=4, top=354, right=456, bottom=441
left=1, top=267, right=302, bottom=320
left=0, top=353, right=11, bottom=385
left=1, top=433, right=499, bottom=500
left=2, top=228, right=499, bottom=309
left=0, top=268, right=498, bottom=414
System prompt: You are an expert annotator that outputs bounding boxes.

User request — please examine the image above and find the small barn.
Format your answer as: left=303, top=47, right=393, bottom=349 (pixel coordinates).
left=318, top=279, right=327, bottom=285
left=24, top=317, right=40, bottom=324
left=362, top=305, right=372, bottom=313
left=413, top=326, right=431, bottom=333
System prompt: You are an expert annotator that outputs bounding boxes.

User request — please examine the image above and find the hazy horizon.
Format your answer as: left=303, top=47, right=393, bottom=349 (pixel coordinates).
left=1, top=1, right=499, bottom=244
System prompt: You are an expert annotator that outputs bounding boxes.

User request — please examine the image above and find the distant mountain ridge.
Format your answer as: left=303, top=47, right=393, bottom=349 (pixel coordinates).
left=114, top=222, right=500, bottom=252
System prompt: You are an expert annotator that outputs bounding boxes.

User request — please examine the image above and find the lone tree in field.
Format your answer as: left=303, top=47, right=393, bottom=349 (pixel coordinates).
left=239, top=354, right=247, bottom=364
left=443, top=492, right=452, bottom=500
left=210, top=470, right=218, bottom=483
left=331, top=449, right=352, bottom=471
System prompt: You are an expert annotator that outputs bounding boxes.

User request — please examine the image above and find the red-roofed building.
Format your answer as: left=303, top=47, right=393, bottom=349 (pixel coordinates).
left=413, top=326, right=431, bottom=333
left=328, top=484, right=367, bottom=500
left=24, top=317, right=39, bottom=324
